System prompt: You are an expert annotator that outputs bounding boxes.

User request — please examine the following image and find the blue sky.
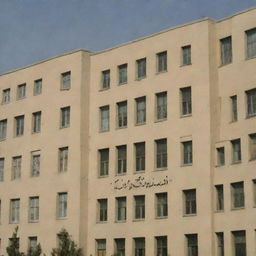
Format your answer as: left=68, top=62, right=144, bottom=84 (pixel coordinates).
left=0, top=0, right=256, bottom=74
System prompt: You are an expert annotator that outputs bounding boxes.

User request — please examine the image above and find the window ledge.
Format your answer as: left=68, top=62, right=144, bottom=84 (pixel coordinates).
left=28, top=220, right=39, bottom=223
left=115, top=220, right=126, bottom=223
left=60, top=125, right=70, bottom=129
left=14, top=135, right=24, bottom=138
left=99, top=129, right=110, bottom=133
left=183, top=214, right=197, bottom=217
left=96, top=221, right=107, bottom=224
left=56, top=217, right=68, bottom=220
left=246, top=114, right=256, bottom=119
left=231, top=161, right=242, bottom=165
left=32, top=131, right=41, bottom=135
left=0, top=138, right=6, bottom=142
left=245, top=55, right=256, bottom=61
left=135, top=76, right=146, bottom=81
left=154, top=168, right=168, bottom=172
left=134, top=170, right=145, bottom=174
left=231, top=207, right=245, bottom=211
left=135, top=122, right=146, bottom=127
left=229, top=120, right=238, bottom=124
left=99, top=87, right=110, bottom=92
left=115, top=173, right=127, bottom=176
left=180, top=63, right=192, bottom=67
left=1, top=102, right=10, bottom=105
left=214, top=210, right=224, bottom=213
left=155, top=118, right=167, bottom=123
left=249, top=158, right=256, bottom=162
left=116, top=126, right=127, bottom=130
left=133, top=218, right=145, bottom=222
left=180, top=114, right=192, bottom=118
left=218, top=62, right=232, bottom=68
left=155, top=216, right=168, bottom=220
left=118, top=82, right=128, bottom=86
left=16, top=97, right=26, bottom=101
left=180, top=163, right=192, bottom=167
left=215, top=164, right=225, bottom=168
left=156, top=70, right=168, bottom=75
left=60, top=88, right=71, bottom=91
left=98, top=175, right=109, bottom=178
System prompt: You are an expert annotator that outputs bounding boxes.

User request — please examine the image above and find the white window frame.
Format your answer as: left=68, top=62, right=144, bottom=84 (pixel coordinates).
left=156, top=92, right=167, bottom=121
left=57, top=192, right=67, bottom=219
left=10, top=199, right=20, bottom=223
left=12, top=156, right=22, bottom=180
left=29, top=197, right=39, bottom=222
left=59, top=147, right=68, bottom=173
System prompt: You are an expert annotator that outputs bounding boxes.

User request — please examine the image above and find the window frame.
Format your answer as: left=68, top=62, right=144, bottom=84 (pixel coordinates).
left=182, top=140, right=193, bottom=165
left=97, top=198, right=108, bottom=222
left=134, top=142, right=145, bottom=172
left=2, top=88, right=10, bottom=104
left=118, top=63, right=128, bottom=85
left=156, top=51, right=167, bottom=73
left=11, top=156, right=22, bottom=180
left=231, top=182, right=245, bottom=209
left=31, top=150, right=41, bottom=177
left=14, top=115, right=25, bottom=137
left=231, top=139, right=241, bottom=164
left=245, top=88, right=256, bottom=118
left=136, top=58, right=146, bottom=80
left=245, top=27, right=256, bottom=59
left=155, top=192, right=168, bottom=218
left=101, top=69, right=110, bottom=90
left=32, top=111, right=41, bottom=133
left=33, top=79, right=42, bottom=95
left=10, top=198, right=20, bottom=224
left=28, top=196, right=39, bottom=222
left=134, top=195, right=145, bottom=220
left=99, top=148, right=109, bottom=177
left=61, top=71, right=71, bottom=90
left=181, top=45, right=192, bottom=66
left=0, top=119, right=7, bottom=140
left=156, top=92, right=167, bottom=121
left=220, top=36, right=232, bottom=65
left=116, top=145, right=127, bottom=175
left=155, top=138, right=167, bottom=170
left=215, top=184, right=224, bottom=212
left=58, top=147, right=69, bottom=173
left=57, top=192, right=68, bottom=219
left=135, top=96, right=146, bottom=125
left=17, top=83, right=26, bottom=100
left=60, top=106, right=70, bottom=128
left=230, top=95, right=238, bottom=122
left=116, top=197, right=126, bottom=221
left=183, top=189, right=197, bottom=216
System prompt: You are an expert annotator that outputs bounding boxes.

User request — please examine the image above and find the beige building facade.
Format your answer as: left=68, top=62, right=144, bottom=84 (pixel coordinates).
left=0, top=6, right=256, bottom=256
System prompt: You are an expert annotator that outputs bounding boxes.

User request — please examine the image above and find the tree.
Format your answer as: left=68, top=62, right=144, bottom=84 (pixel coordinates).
left=51, top=229, right=83, bottom=256
left=27, top=243, right=42, bottom=256
left=6, top=226, right=25, bottom=256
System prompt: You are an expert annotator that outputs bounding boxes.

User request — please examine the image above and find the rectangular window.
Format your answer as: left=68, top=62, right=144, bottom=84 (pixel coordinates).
left=117, top=101, right=127, bottom=128
left=115, top=238, right=125, bottom=256
left=182, top=141, right=193, bottom=165
left=253, top=179, right=256, bottom=206
left=34, top=79, right=42, bottom=95
left=135, top=96, right=146, bottom=125
left=10, top=199, right=20, bottom=223
left=135, top=142, right=145, bottom=172
left=61, top=71, right=71, bottom=90
left=60, top=106, right=70, bottom=128
left=231, top=182, right=244, bottom=209
left=183, top=189, right=197, bottom=215
left=246, top=28, right=256, bottom=59
left=157, top=51, right=167, bottom=72
left=57, top=192, right=67, bottom=218
left=181, top=87, right=192, bottom=116
left=28, top=237, right=38, bottom=252
left=156, top=92, right=167, bottom=121
left=0, top=119, right=7, bottom=140
left=246, top=88, right=256, bottom=117
left=29, top=197, right=39, bottom=222
left=32, top=111, right=41, bottom=133
left=0, top=158, right=4, bottom=181
left=134, top=237, right=145, bottom=256
left=231, top=139, right=241, bottom=164
left=100, top=106, right=109, bottom=132
left=98, top=199, right=107, bottom=222
left=117, top=145, right=127, bottom=174
left=134, top=195, right=145, bottom=220
left=182, top=45, right=191, bottom=65
left=230, top=95, right=238, bottom=122
left=99, top=148, right=109, bottom=177
left=232, top=230, right=246, bottom=256
left=96, top=239, right=106, bottom=256
left=31, top=151, right=40, bottom=177
left=156, top=192, right=168, bottom=218
left=17, top=83, right=26, bottom=100
left=220, top=36, right=232, bottom=65
left=116, top=197, right=126, bottom=221
left=137, top=58, right=146, bottom=79
left=155, top=138, right=167, bottom=169
left=12, top=156, right=22, bottom=180
left=59, top=147, right=68, bottom=172
left=2, top=88, right=10, bottom=104
left=215, top=185, right=224, bottom=211
left=249, top=133, right=256, bottom=160
left=118, top=64, right=128, bottom=84
left=102, top=70, right=110, bottom=89
left=216, top=232, right=224, bottom=256
left=15, top=115, right=24, bottom=136
left=156, top=236, right=167, bottom=256
left=186, top=234, right=198, bottom=256
left=217, top=147, right=225, bottom=166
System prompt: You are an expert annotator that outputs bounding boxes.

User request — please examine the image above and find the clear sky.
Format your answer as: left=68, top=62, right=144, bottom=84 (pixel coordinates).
left=0, top=0, right=256, bottom=74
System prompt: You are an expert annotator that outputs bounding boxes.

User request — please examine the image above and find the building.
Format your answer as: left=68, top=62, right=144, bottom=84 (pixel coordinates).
left=0, top=6, right=256, bottom=256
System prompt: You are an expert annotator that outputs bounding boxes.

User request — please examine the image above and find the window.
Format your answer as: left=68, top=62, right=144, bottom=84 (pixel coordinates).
left=134, top=237, right=145, bottom=256
left=183, top=189, right=197, bottom=215
left=117, top=101, right=127, bottom=128
left=246, top=28, right=256, bottom=59
left=182, top=45, right=191, bottom=65
left=135, top=96, right=146, bottom=125
left=99, top=148, right=109, bottom=177
left=135, top=142, right=145, bottom=172
left=100, top=106, right=109, bottom=132
left=246, top=88, right=256, bottom=117
left=186, top=234, right=198, bottom=256
left=96, top=239, right=106, bottom=256
left=59, top=147, right=68, bottom=172
left=156, top=236, right=167, bottom=256
left=220, top=36, right=232, bottom=65
left=60, top=106, right=70, bottom=128
left=182, top=141, right=193, bottom=165
left=57, top=192, right=67, bottom=218
left=156, top=192, right=168, bottom=218
left=134, top=195, right=145, bottom=219
left=2, top=88, right=10, bottom=104
left=32, top=111, right=41, bottom=133
left=61, top=71, right=71, bottom=90
left=117, top=145, right=127, bottom=174
left=12, top=156, right=22, bottom=180
left=116, top=197, right=126, bottom=221
left=34, top=79, right=42, bottom=95
left=115, top=238, right=125, bottom=256
left=249, top=133, right=256, bottom=160
left=216, top=232, right=224, bottom=256
left=157, top=51, right=167, bottom=72
left=136, top=58, right=146, bottom=79
left=253, top=179, right=256, bottom=206
left=217, top=147, right=225, bottom=166
left=231, top=182, right=244, bottom=209
left=230, top=95, right=238, bottom=121
left=10, top=199, right=20, bottom=223
left=102, top=70, right=110, bottom=89
left=231, top=139, right=241, bottom=164
left=215, top=185, right=224, bottom=211
left=17, top=83, right=26, bottom=100
left=29, top=197, right=39, bottom=222
left=28, top=237, right=38, bottom=252
left=180, top=87, right=192, bottom=116
left=155, top=139, right=167, bottom=169
left=98, top=199, right=107, bottom=222
left=0, top=119, right=7, bottom=140
left=232, top=231, right=246, bottom=256
left=31, top=151, right=40, bottom=177
left=15, top=115, right=24, bottom=136
left=0, top=158, right=4, bottom=181
left=118, top=64, right=128, bottom=84
left=156, top=92, right=167, bottom=121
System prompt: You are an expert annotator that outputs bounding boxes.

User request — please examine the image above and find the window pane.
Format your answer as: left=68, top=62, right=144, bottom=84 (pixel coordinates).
left=0, top=158, right=4, bottom=181
left=100, top=106, right=109, bottom=131
left=60, top=106, right=70, bottom=128
left=61, top=71, right=71, bottom=90
left=231, top=139, right=241, bottom=163
left=231, top=182, right=244, bottom=208
left=31, top=151, right=40, bottom=177
left=34, top=79, right=42, bottom=95
left=102, top=70, right=110, bottom=89
left=156, top=236, right=167, bottom=256
left=182, top=45, right=191, bottom=65
left=117, top=101, right=127, bottom=128
left=99, top=149, right=109, bottom=176
left=135, top=142, right=145, bottom=172
left=117, top=145, right=127, bottom=174
left=186, top=234, right=198, bottom=256
left=118, top=64, right=127, bottom=84
left=183, top=141, right=193, bottom=165
left=2, top=88, right=10, bottom=104
left=215, top=185, right=224, bottom=211
left=98, top=199, right=107, bottom=222
left=246, top=88, right=256, bottom=117
left=58, top=192, right=67, bottom=218
left=137, top=58, right=146, bottom=79
left=156, top=193, right=168, bottom=217
left=157, top=51, right=167, bottom=72
left=59, top=147, right=68, bottom=172
left=32, top=112, right=41, bottom=133
left=216, top=232, right=224, bottom=256
left=184, top=189, right=197, bottom=215
left=117, top=197, right=126, bottom=221
left=246, top=28, right=256, bottom=58
left=181, top=87, right=192, bottom=116
left=156, top=92, right=167, bottom=120
left=12, top=156, right=22, bottom=180
left=156, top=139, right=167, bottom=169
left=232, top=231, right=246, bottom=256
left=136, top=97, right=146, bottom=124
left=220, top=36, right=232, bottom=65
left=0, top=119, right=7, bottom=140
left=230, top=95, right=237, bottom=121
left=134, top=195, right=145, bottom=219
left=134, top=238, right=145, bottom=256
left=96, top=239, right=106, bottom=256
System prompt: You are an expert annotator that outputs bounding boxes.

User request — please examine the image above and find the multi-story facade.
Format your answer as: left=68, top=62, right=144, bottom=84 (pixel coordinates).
left=0, top=6, right=256, bottom=256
